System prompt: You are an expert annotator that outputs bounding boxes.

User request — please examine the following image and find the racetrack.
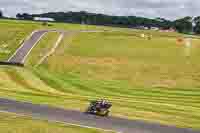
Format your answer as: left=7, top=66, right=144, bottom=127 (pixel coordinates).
left=0, top=98, right=199, bottom=133
left=3, top=30, right=200, bottom=133
left=7, top=30, right=104, bottom=64
left=8, top=30, right=48, bottom=64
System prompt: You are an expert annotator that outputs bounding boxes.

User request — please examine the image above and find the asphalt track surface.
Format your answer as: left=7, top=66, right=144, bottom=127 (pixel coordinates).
left=3, top=30, right=200, bottom=133
left=0, top=98, right=199, bottom=133
left=8, top=30, right=48, bottom=64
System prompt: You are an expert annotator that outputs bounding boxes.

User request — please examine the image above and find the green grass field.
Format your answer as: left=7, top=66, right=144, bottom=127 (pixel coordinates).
left=0, top=19, right=200, bottom=130
left=0, top=112, right=111, bottom=133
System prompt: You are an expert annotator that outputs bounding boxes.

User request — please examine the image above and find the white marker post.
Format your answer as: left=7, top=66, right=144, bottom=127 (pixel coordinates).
left=184, top=38, right=192, bottom=58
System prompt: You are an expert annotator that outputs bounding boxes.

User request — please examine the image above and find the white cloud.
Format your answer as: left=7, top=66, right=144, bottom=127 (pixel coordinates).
left=0, top=0, right=200, bottom=19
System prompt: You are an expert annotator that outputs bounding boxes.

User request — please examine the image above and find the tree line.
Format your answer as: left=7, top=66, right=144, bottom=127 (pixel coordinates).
left=0, top=10, right=3, bottom=18
left=16, top=11, right=173, bottom=29
left=2, top=10, right=200, bottom=34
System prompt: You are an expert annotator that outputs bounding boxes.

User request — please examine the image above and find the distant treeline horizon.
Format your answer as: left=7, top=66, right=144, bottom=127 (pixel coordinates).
left=16, top=11, right=174, bottom=29
left=0, top=10, right=200, bottom=34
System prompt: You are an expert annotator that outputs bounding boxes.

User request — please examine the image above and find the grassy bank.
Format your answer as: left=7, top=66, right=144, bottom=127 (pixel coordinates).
left=0, top=19, right=200, bottom=130
left=0, top=18, right=107, bottom=61
left=0, top=19, right=40, bottom=60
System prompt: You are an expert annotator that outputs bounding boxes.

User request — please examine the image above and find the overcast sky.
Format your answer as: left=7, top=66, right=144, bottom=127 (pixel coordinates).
left=0, top=0, right=199, bottom=20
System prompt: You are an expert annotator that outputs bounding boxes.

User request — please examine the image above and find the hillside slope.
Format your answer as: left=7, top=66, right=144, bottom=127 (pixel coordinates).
left=0, top=19, right=200, bottom=129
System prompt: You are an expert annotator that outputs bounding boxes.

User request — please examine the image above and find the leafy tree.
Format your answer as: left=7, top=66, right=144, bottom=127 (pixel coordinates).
left=16, top=13, right=33, bottom=20
left=16, top=13, right=22, bottom=19
left=194, top=16, right=200, bottom=34
left=0, top=10, right=3, bottom=18
left=174, top=17, right=193, bottom=33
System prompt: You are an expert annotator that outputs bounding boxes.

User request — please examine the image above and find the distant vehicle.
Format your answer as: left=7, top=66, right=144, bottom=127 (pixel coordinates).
left=33, top=17, right=55, bottom=22
left=150, top=27, right=159, bottom=31
left=85, top=100, right=112, bottom=117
